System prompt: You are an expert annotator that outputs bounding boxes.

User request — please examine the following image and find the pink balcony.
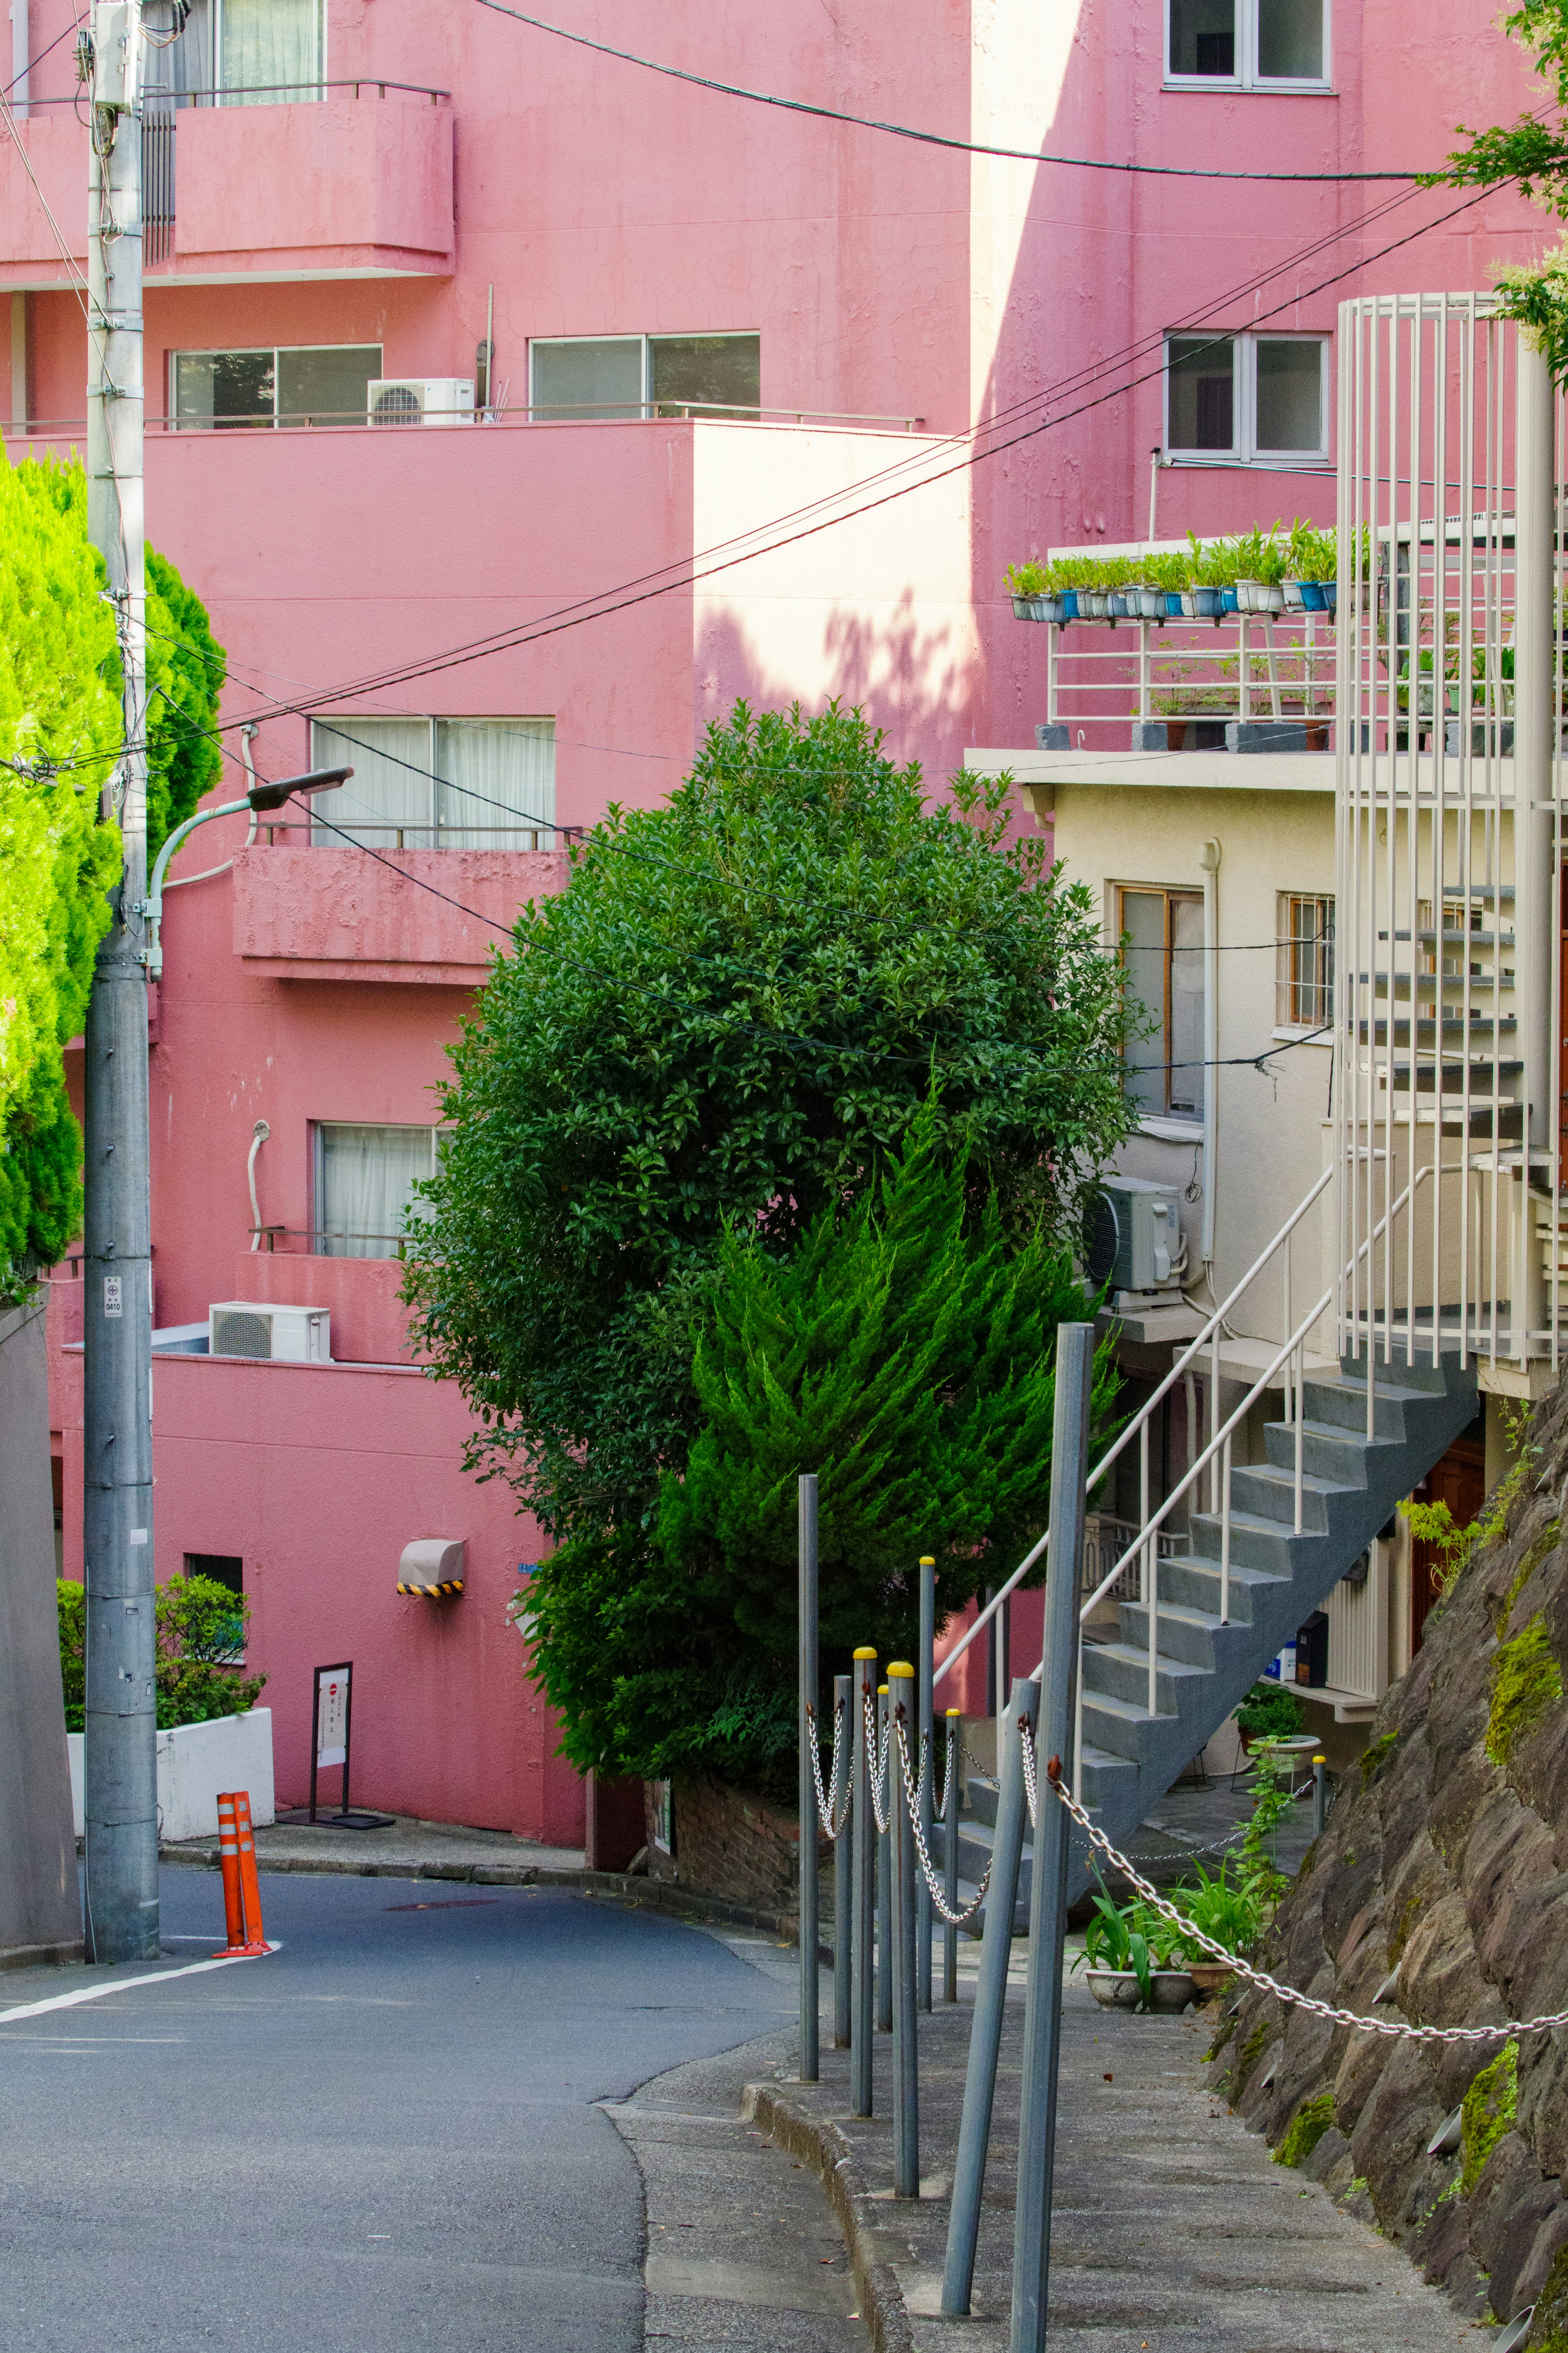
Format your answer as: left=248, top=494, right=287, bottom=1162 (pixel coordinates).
left=232, top=844, right=569, bottom=985
left=0, top=90, right=453, bottom=290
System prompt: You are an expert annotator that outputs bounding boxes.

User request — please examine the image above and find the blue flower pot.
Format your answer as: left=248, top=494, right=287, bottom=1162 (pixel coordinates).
left=1298, top=581, right=1327, bottom=611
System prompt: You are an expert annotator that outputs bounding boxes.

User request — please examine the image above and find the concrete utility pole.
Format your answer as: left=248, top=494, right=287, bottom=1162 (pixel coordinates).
left=83, top=0, right=158, bottom=1965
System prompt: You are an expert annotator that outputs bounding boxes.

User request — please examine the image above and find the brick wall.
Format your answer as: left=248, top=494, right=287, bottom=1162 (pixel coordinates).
left=644, top=1774, right=828, bottom=1913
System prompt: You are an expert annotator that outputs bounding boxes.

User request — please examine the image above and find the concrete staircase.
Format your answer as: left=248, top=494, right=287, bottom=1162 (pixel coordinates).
left=937, top=1349, right=1478, bottom=1923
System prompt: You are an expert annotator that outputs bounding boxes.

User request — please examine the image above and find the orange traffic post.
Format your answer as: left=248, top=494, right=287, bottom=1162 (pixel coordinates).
left=213, top=1790, right=269, bottom=1957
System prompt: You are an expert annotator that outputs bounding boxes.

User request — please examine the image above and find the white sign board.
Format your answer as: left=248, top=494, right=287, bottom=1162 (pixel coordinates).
left=315, top=1666, right=350, bottom=1769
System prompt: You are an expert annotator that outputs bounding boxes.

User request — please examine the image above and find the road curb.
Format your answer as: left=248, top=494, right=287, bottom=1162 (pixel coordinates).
left=154, top=1840, right=813, bottom=1943
left=744, top=2080, right=916, bottom=2353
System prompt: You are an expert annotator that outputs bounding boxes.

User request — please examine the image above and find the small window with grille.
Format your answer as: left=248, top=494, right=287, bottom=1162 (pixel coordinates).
left=1277, top=893, right=1334, bottom=1030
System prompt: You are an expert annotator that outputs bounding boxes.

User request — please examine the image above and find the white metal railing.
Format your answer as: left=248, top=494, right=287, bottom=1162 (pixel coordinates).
left=1032, top=597, right=1338, bottom=748
left=1334, top=293, right=1567, bottom=1376
left=933, top=1161, right=1335, bottom=1695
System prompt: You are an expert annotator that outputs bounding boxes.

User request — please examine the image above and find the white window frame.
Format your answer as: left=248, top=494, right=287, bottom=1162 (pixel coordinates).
left=307, top=715, right=557, bottom=850
left=527, top=333, right=762, bottom=420
left=212, top=0, right=326, bottom=103
left=312, top=1122, right=438, bottom=1260
left=169, top=342, right=383, bottom=429
left=1164, top=0, right=1331, bottom=91
left=1274, top=892, right=1335, bottom=1040
left=1163, top=330, right=1330, bottom=468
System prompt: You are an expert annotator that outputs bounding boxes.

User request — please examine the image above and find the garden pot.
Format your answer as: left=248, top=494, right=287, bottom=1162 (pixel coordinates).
left=1164, top=719, right=1190, bottom=751
left=1323, top=581, right=1338, bottom=613
left=1040, top=595, right=1065, bottom=624
left=1147, top=1969, right=1197, bottom=2013
left=1298, top=581, right=1328, bottom=612
left=1011, top=595, right=1033, bottom=620
left=1086, top=1968, right=1142, bottom=2009
left=1221, top=586, right=1240, bottom=614
left=1134, top=587, right=1161, bottom=619
left=1234, top=578, right=1259, bottom=613
left=1304, top=720, right=1330, bottom=752
left=1195, top=585, right=1223, bottom=619
left=1059, top=590, right=1081, bottom=618
left=1163, top=591, right=1186, bottom=618
left=1188, top=1962, right=1236, bottom=1999
left=1108, top=591, right=1131, bottom=619
left=1257, top=584, right=1287, bottom=613
left=1085, top=591, right=1110, bottom=619
left=1283, top=580, right=1306, bottom=610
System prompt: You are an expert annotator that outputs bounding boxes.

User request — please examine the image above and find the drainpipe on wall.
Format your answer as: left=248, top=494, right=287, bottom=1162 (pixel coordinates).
left=11, top=0, right=27, bottom=117
left=1199, top=838, right=1221, bottom=1273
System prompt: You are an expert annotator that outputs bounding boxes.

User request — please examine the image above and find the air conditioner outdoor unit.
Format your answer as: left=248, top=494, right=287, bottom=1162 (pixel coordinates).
left=208, top=1301, right=331, bottom=1364
left=1082, top=1178, right=1187, bottom=1296
left=367, top=377, right=475, bottom=427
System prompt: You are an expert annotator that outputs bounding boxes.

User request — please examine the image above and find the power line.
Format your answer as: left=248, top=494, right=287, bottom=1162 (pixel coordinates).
left=213, top=182, right=1497, bottom=725
left=471, top=0, right=1429, bottom=182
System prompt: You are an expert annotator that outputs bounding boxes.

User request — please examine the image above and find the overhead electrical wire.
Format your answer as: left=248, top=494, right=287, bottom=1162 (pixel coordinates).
left=470, top=0, right=1431, bottom=182
left=205, top=180, right=1497, bottom=729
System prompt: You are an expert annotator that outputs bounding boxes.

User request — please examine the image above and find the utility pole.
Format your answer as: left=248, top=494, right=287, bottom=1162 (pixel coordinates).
left=82, top=0, right=157, bottom=1965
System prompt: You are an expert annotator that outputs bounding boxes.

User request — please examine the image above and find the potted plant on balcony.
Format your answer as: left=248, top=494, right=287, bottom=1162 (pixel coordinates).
left=1284, top=519, right=1337, bottom=612
left=1145, top=548, right=1190, bottom=618
left=1234, top=524, right=1288, bottom=615
left=1184, top=533, right=1231, bottom=620
left=1150, top=674, right=1232, bottom=750
left=1005, top=560, right=1054, bottom=622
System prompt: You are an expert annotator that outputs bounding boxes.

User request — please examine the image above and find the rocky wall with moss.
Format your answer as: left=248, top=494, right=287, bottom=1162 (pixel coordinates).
left=1206, top=1374, right=1568, bottom=2344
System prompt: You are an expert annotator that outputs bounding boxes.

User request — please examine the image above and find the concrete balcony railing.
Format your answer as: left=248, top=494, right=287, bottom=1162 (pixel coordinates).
left=0, top=89, right=453, bottom=290
left=232, top=843, right=568, bottom=986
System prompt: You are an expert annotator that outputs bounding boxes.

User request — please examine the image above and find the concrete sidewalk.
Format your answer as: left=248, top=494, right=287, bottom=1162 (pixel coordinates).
left=753, top=1955, right=1474, bottom=2353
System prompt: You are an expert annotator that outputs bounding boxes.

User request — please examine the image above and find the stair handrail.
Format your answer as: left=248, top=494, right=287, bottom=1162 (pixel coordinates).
left=932, top=1162, right=1334, bottom=1691
left=1071, top=1162, right=1425, bottom=1645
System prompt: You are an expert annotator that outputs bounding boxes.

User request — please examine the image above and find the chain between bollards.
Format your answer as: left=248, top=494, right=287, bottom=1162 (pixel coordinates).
left=944, top=1708, right=962, bottom=2001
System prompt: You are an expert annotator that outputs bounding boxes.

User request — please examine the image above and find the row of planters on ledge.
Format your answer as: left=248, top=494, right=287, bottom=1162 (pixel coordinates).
left=1007, top=524, right=1344, bottom=625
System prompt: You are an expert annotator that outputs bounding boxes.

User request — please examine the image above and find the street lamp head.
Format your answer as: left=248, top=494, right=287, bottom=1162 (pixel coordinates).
left=246, top=763, right=353, bottom=814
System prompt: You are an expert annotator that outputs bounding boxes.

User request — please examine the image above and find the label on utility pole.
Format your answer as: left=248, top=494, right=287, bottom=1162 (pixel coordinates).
left=103, top=1275, right=122, bottom=1317
left=316, top=1667, right=350, bottom=1768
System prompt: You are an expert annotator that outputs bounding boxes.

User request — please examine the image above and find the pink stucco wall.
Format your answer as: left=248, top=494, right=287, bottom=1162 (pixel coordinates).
left=16, top=0, right=1561, bottom=1838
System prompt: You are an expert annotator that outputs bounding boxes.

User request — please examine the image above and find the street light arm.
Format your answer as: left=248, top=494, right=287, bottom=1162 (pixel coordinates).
left=140, top=796, right=254, bottom=981
left=139, top=763, right=352, bottom=979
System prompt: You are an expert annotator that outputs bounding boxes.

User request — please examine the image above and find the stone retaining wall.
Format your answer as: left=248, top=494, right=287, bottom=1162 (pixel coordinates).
left=645, top=1773, right=828, bottom=1915
left=1210, top=1374, right=1568, bottom=2345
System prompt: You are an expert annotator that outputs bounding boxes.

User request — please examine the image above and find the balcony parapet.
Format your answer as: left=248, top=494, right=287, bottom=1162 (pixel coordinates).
left=232, top=843, right=568, bottom=985
left=0, top=90, right=453, bottom=289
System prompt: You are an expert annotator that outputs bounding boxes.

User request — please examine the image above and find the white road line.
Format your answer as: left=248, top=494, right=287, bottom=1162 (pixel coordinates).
left=0, top=1945, right=280, bottom=2026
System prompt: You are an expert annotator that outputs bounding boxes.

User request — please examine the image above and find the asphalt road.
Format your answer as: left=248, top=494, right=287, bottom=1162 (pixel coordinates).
left=0, top=1870, right=793, bottom=2352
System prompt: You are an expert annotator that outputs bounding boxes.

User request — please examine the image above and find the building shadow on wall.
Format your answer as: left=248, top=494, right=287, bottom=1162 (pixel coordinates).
left=694, top=591, right=980, bottom=786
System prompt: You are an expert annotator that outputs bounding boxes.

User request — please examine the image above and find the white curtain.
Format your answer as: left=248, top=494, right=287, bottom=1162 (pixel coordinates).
left=318, top=1125, right=434, bottom=1259
left=220, top=0, right=322, bottom=104
left=310, top=718, right=432, bottom=846
left=436, top=720, right=556, bottom=849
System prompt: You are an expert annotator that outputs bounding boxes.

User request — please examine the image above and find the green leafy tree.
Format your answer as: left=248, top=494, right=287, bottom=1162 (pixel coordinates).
left=525, top=1098, right=1120, bottom=1785
left=1422, top=3, right=1568, bottom=374
left=405, top=700, right=1136, bottom=1564
left=0, top=457, right=225, bottom=1298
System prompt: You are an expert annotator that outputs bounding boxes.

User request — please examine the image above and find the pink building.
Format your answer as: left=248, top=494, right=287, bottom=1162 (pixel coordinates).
left=3, top=0, right=1548, bottom=1837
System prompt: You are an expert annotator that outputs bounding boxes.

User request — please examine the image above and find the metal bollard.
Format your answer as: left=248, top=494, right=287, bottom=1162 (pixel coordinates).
left=798, top=1474, right=820, bottom=2083
left=877, top=1685, right=893, bottom=2034
left=943, top=1707, right=962, bottom=2004
left=851, top=1648, right=877, bottom=2117
left=1011, top=1324, right=1094, bottom=2353
left=918, top=1557, right=935, bottom=2012
left=1313, top=1753, right=1327, bottom=1840
left=889, top=1660, right=920, bottom=2198
left=942, top=1679, right=1038, bottom=2317
left=833, top=1673, right=853, bottom=2049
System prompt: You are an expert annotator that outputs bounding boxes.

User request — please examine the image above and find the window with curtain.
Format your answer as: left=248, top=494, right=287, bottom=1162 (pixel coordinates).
left=218, top=0, right=323, bottom=103
left=309, top=717, right=557, bottom=848
left=1165, top=332, right=1327, bottom=463
left=1118, top=886, right=1205, bottom=1120
left=315, top=1125, right=437, bottom=1259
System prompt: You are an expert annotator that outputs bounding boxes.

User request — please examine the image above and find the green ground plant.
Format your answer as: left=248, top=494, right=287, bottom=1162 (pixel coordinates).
left=1272, top=2093, right=1336, bottom=2168
left=58, top=1574, right=265, bottom=1733
left=1460, top=2039, right=1519, bottom=2197
left=1236, top=1679, right=1304, bottom=1740
left=1486, top=1615, right=1564, bottom=1775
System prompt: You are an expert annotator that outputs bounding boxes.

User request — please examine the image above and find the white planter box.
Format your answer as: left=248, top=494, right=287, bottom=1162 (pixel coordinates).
left=69, top=1709, right=274, bottom=1842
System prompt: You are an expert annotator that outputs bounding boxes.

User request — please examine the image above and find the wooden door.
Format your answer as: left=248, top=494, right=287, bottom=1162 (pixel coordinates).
left=1408, top=1434, right=1486, bottom=1653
